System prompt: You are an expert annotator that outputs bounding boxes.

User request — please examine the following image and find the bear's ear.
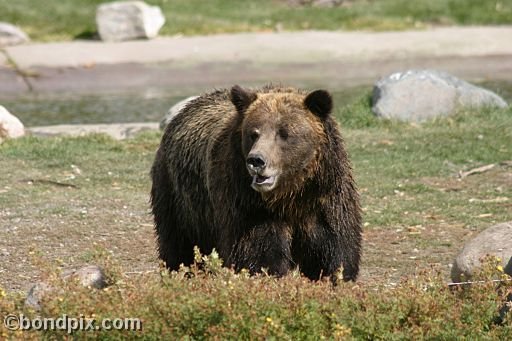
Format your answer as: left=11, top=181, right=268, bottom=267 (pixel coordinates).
left=230, top=85, right=257, bottom=115
left=304, top=89, right=333, bottom=119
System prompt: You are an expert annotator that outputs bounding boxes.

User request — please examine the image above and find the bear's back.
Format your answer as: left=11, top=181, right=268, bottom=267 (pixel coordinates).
left=162, top=90, right=237, bottom=186
left=166, top=89, right=234, bottom=140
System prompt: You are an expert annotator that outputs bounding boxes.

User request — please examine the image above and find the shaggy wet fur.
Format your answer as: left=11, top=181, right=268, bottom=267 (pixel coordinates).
left=151, top=85, right=362, bottom=281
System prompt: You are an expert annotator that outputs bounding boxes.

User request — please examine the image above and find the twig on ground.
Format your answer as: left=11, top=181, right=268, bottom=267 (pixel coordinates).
left=458, top=164, right=496, bottom=179
left=448, top=278, right=512, bottom=287
left=123, top=270, right=157, bottom=276
left=19, top=178, right=79, bottom=189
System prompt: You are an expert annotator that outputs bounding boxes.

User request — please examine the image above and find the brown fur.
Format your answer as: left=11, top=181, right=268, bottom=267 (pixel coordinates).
left=151, top=85, right=362, bottom=281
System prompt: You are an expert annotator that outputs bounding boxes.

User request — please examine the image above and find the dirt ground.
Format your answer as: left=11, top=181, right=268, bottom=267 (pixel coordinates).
left=1, top=158, right=510, bottom=293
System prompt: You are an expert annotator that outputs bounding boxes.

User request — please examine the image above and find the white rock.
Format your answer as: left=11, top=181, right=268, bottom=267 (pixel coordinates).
left=372, top=70, right=508, bottom=122
left=160, top=96, right=199, bottom=130
left=28, top=122, right=159, bottom=140
left=451, top=222, right=512, bottom=282
left=0, top=22, right=30, bottom=47
left=96, top=1, right=165, bottom=42
left=0, top=106, right=25, bottom=143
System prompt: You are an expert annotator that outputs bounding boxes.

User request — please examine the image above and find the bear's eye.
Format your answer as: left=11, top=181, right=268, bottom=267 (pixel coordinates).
left=278, top=127, right=289, bottom=140
left=249, top=130, right=260, bottom=142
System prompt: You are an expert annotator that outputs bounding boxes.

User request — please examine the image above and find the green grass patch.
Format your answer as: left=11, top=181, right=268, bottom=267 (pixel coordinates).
left=0, top=0, right=511, bottom=41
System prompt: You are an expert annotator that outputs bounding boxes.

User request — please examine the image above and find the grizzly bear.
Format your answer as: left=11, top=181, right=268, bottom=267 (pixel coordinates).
left=151, top=85, right=362, bottom=281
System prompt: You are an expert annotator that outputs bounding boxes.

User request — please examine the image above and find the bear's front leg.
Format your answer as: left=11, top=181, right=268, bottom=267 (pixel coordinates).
left=293, top=227, right=345, bottom=282
left=229, top=222, right=293, bottom=277
left=293, top=215, right=361, bottom=282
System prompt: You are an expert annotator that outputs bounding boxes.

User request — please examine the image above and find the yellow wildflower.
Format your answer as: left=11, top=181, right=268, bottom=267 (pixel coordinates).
left=334, top=323, right=352, bottom=339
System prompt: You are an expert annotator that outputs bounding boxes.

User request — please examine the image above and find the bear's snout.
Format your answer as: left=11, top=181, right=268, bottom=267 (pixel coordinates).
left=246, top=153, right=278, bottom=192
left=246, top=153, right=266, bottom=174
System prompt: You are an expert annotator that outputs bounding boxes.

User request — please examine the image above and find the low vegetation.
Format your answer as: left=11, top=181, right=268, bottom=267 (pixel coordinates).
left=0, top=90, right=511, bottom=338
left=0, top=0, right=511, bottom=41
left=2, top=251, right=512, bottom=339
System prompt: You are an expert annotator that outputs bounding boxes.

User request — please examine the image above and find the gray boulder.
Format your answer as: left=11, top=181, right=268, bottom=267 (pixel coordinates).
left=64, top=265, right=108, bottom=289
left=96, top=1, right=165, bottom=42
left=451, top=222, right=512, bottom=282
left=372, top=70, right=508, bottom=122
left=0, top=22, right=29, bottom=47
left=0, top=106, right=25, bottom=143
left=160, top=96, right=199, bottom=130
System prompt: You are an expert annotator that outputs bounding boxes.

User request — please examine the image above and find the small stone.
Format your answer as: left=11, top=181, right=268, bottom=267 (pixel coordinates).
left=287, top=0, right=345, bottom=7
left=372, top=70, right=508, bottom=122
left=160, top=96, right=199, bottom=130
left=451, top=221, right=512, bottom=282
left=96, top=1, right=166, bottom=42
left=66, top=265, right=108, bottom=289
left=0, top=106, right=25, bottom=143
left=25, top=282, right=52, bottom=310
left=310, top=0, right=345, bottom=7
left=25, top=265, right=107, bottom=310
left=0, top=22, right=30, bottom=47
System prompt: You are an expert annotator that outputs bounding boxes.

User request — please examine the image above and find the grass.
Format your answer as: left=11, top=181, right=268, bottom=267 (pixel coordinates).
left=0, top=0, right=511, bottom=41
left=0, top=93, right=511, bottom=338
left=336, top=93, right=512, bottom=229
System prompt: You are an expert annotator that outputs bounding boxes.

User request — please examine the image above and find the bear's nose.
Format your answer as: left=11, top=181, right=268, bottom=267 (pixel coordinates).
left=246, top=154, right=266, bottom=171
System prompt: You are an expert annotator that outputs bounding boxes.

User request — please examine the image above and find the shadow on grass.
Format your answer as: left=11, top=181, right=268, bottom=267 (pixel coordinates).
left=74, top=30, right=99, bottom=40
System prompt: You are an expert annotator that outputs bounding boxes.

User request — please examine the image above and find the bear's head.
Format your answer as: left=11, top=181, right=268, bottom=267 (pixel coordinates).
left=230, top=85, right=332, bottom=195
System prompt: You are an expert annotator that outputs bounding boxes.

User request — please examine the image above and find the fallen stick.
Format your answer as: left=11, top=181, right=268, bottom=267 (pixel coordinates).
left=458, top=163, right=495, bottom=179
left=19, top=178, right=79, bottom=189
left=448, top=278, right=512, bottom=287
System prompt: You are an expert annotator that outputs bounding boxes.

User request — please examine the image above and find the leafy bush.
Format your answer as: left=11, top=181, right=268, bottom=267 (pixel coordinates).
left=1, top=252, right=511, bottom=339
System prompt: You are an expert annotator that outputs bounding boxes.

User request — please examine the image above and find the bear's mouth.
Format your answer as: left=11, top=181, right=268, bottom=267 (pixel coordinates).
left=251, top=175, right=277, bottom=192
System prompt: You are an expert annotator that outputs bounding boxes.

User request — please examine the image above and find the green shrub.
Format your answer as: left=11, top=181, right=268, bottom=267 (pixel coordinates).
left=2, top=253, right=510, bottom=339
